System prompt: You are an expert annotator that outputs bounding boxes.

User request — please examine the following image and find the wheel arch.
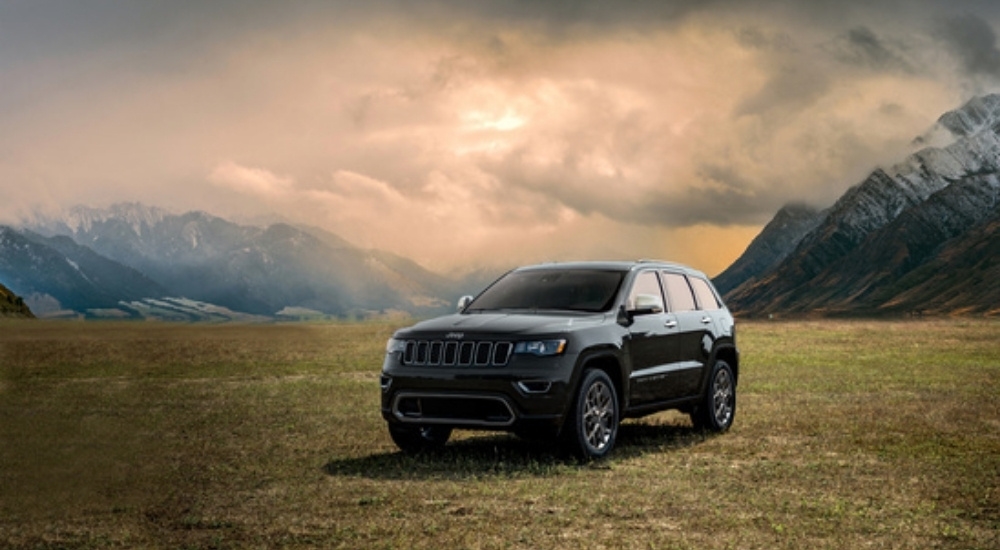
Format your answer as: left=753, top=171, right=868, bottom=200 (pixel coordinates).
left=576, top=349, right=626, bottom=412
left=712, top=343, right=739, bottom=386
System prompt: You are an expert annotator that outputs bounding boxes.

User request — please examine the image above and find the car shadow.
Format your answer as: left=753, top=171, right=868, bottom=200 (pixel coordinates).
left=322, top=419, right=715, bottom=480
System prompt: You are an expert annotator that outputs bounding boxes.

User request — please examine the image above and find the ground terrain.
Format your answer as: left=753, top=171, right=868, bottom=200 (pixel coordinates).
left=1, top=319, right=997, bottom=549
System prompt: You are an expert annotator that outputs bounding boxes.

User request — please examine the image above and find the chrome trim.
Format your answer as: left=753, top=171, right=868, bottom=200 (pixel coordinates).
left=459, top=341, right=475, bottom=364
left=400, top=339, right=514, bottom=367
left=629, top=360, right=703, bottom=380
left=391, top=391, right=516, bottom=427
left=516, top=380, right=553, bottom=394
left=474, top=342, right=492, bottom=366
left=493, top=342, right=513, bottom=364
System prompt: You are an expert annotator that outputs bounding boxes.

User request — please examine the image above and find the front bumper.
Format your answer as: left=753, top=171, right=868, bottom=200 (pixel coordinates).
left=380, top=353, right=577, bottom=431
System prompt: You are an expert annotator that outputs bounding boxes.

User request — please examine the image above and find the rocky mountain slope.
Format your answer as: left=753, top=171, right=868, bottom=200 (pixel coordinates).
left=713, top=203, right=826, bottom=296
left=875, top=208, right=1000, bottom=315
left=11, top=204, right=455, bottom=319
left=0, top=226, right=167, bottom=317
left=0, top=281, right=33, bottom=318
left=722, top=94, right=1000, bottom=316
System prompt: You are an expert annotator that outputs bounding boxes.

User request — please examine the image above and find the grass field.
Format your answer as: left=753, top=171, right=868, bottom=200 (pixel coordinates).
left=1, top=319, right=998, bottom=549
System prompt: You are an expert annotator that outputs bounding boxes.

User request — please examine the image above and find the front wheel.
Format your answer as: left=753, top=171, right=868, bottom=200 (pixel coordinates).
left=561, top=369, right=619, bottom=460
left=387, top=424, right=452, bottom=454
left=691, top=359, right=736, bottom=432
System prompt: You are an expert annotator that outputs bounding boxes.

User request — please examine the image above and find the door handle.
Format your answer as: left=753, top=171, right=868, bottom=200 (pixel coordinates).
left=664, top=320, right=677, bottom=329
left=701, top=317, right=712, bottom=324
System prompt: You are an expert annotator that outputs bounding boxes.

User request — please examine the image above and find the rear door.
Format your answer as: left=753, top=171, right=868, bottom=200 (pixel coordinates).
left=659, top=271, right=708, bottom=399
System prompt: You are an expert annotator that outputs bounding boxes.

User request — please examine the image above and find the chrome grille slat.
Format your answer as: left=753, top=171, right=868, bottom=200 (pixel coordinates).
left=474, top=342, right=492, bottom=366
left=416, top=341, right=428, bottom=364
left=429, top=341, right=443, bottom=364
left=459, top=342, right=475, bottom=365
left=443, top=341, right=458, bottom=365
left=493, top=342, right=513, bottom=365
left=399, top=339, right=514, bottom=367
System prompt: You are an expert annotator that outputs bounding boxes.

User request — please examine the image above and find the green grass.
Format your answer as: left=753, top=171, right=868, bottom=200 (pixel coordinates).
left=1, top=319, right=998, bottom=549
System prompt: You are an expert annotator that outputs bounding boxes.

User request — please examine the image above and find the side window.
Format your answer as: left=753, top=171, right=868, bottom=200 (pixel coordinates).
left=661, top=272, right=697, bottom=312
left=626, top=271, right=664, bottom=311
left=690, top=277, right=721, bottom=310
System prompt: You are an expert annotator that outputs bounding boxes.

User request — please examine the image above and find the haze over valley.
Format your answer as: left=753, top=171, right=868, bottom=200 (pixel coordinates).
left=3, top=1, right=1000, bottom=318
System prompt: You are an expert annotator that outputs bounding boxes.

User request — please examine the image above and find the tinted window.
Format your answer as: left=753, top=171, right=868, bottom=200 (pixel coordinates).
left=661, top=272, right=697, bottom=312
left=469, top=269, right=625, bottom=312
left=690, top=277, right=721, bottom=310
left=626, top=270, right=664, bottom=311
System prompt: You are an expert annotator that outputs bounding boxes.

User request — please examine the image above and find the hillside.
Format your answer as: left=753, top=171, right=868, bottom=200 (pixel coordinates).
left=0, top=226, right=169, bottom=318
left=0, top=282, right=33, bottom=318
left=20, top=204, right=456, bottom=319
left=713, top=203, right=825, bottom=296
left=722, top=94, right=1000, bottom=316
left=874, top=209, right=1000, bottom=315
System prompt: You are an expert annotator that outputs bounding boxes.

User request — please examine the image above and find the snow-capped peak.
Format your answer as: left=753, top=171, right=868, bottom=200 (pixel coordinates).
left=63, top=202, right=171, bottom=235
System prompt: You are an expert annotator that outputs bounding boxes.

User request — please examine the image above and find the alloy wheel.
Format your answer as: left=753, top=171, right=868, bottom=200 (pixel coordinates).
left=583, top=379, right=615, bottom=451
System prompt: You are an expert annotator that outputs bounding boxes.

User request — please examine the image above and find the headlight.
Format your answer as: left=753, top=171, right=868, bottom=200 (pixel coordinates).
left=386, top=338, right=406, bottom=354
left=514, top=339, right=567, bottom=356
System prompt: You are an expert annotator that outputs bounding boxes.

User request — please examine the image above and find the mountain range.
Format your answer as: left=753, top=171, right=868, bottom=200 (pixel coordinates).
left=717, top=93, right=1000, bottom=317
left=3, top=95, right=998, bottom=320
left=2, top=204, right=466, bottom=320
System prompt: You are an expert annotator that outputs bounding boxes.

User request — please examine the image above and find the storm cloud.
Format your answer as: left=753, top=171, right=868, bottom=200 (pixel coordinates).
left=832, top=26, right=915, bottom=73
left=1, top=0, right=998, bottom=274
left=937, top=14, right=1000, bottom=80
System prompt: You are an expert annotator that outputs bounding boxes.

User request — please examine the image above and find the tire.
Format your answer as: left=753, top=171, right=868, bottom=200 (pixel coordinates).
left=561, top=369, right=619, bottom=460
left=691, top=359, right=736, bottom=432
left=388, top=423, right=452, bottom=454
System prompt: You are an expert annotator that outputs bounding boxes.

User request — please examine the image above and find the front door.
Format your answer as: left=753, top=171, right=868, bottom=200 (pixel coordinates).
left=624, top=270, right=680, bottom=405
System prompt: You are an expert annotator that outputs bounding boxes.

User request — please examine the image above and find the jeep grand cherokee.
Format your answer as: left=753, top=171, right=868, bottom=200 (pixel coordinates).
left=380, top=260, right=739, bottom=459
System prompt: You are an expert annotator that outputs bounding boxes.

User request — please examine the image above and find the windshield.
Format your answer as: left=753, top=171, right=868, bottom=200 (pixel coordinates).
left=467, top=269, right=625, bottom=313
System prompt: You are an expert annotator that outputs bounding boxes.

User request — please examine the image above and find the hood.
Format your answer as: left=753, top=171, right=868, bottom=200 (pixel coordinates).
left=398, top=312, right=607, bottom=337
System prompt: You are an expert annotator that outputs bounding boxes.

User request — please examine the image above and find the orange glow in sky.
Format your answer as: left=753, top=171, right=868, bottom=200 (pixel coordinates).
left=1, top=1, right=995, bottom=276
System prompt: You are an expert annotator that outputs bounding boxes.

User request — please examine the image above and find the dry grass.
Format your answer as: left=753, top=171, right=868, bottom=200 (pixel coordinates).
left=0, top=319, right=997, bottom=549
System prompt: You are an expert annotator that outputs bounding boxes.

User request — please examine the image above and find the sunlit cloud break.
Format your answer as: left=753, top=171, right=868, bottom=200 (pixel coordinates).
left=0, top=0, right=998, bottom=275
left=209, top=162, right=295, bottom=197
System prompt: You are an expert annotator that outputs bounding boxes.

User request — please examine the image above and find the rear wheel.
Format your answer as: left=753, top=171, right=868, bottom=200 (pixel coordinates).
left=561, top=369, right=619, bottom=460
left=387, top=424, right=452, bottom=454
left=692, top=359, right=736, bottom=432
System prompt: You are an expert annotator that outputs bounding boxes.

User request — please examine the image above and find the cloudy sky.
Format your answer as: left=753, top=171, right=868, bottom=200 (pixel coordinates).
left=2, top=0, right=999, bottom=275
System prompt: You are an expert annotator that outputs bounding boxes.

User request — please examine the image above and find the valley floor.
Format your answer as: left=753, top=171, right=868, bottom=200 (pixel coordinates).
left=1, top=319, right=997, bottom=549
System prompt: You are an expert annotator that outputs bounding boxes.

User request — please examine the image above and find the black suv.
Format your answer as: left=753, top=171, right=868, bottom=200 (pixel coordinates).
left=380, top=260, right=738, bottom=459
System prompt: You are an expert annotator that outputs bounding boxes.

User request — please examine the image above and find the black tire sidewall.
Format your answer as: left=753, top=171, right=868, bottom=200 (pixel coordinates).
left=388, top=424, right=452, bottom=453
left=698, top=359, right=735, bottom=432
left=564, top=369, right=619, bottom=460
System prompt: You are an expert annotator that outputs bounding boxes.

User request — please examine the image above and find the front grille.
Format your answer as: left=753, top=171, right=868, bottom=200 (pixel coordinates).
left=401, top=340, right=513, bottom=367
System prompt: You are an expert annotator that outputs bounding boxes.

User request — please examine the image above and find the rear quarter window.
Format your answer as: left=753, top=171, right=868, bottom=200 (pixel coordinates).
left=661, top=272, right=697, bottom=312
left=690, top=277, right=722, bottom=310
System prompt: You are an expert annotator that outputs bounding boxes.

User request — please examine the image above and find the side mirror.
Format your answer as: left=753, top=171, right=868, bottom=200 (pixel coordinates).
left=457, top=295, right=474, bottom=312
left=618, top=294, right=664, bottom=326
left=630, top=294, right=664, bottom=316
